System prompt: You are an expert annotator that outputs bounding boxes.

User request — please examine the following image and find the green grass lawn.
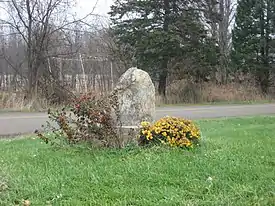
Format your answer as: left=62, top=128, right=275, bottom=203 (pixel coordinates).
left=1, top=116, right=275, bottom=206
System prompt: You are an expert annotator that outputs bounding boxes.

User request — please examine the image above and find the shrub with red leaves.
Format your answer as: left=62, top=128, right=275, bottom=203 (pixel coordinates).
left=36, top=93, right=121, bottom=147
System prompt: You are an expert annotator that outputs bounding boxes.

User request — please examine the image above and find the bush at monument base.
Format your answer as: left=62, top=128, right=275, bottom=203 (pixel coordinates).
left=35, top=67, right=156, bottom=148
left=139, top=116, right=201, bottom=149
left=35, top=92, right=122, bottom=147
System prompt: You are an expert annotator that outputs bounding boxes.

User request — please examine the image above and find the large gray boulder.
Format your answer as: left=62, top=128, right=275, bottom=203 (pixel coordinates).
left=111, top=67, right=155, bottom=128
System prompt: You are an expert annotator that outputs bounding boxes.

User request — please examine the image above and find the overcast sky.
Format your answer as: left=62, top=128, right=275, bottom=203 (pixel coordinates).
left=75, top=0, right=114, bottom=17
left=0, top=0, right=114, bottom=22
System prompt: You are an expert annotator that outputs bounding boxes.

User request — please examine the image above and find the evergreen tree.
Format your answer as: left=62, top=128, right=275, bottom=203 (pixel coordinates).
left=109, top=0, right=215, bottom=97
left=232, top=0, right=275, bottom=93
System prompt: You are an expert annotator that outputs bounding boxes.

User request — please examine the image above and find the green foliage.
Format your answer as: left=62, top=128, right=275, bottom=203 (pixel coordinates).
left=232, top=0, right=261, bottom=71
left=139, top=116, right=201, bottom=148
left=35, top=93, right=120, bottom=147
left=232, top=0, right=275, bottom=91
left=109, top=0, right=219, bottom=86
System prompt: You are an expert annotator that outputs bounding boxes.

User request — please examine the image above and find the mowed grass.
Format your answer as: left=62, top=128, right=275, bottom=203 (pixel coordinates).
left=0, top=116, right=275, bottom=205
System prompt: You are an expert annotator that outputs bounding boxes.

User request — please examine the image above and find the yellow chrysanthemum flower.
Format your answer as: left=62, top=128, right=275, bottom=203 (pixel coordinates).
left=146, top=131, right=153, bottom=140
left=141, top=121, right=150, bottom=127
left=139, top=116, right=200, bottom=148
left=154, top=128, right=161, bottom=134
left=162, top=131, right=167, bottom=137
left=142, top=130, right=147, bottom=135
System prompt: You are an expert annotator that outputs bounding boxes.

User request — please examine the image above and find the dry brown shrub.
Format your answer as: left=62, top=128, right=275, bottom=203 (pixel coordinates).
left=0, top=91, right=57, bottom=111
left=200, top=82, right=268, bottom=102
left=0, top=88, right=107, bottom=111
left=156, top=79, right=273, bottom=105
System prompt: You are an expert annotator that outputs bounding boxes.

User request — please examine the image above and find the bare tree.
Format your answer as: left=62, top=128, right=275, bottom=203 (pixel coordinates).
left=0, top=0, right=96, bottom=101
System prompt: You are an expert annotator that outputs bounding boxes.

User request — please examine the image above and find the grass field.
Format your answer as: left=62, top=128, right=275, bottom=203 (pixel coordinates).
left=0, top=116, right=275, bottom=205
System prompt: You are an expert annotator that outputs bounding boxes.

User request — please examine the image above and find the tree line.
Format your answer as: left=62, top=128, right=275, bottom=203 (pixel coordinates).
left=0, top=0, right=274, bottom=104
left=109, top=0, right=275, bottom=97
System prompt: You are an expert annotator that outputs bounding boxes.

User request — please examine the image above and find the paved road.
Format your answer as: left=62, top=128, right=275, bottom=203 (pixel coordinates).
left=0, top=104, right=275, bottom=136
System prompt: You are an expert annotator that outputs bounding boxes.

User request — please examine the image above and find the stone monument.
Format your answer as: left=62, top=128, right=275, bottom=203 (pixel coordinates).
left=111, top=67, right=155, bottom=129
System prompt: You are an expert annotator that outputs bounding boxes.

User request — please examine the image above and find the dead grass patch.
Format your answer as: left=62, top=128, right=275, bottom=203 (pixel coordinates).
left=157, top=80, right=274, bottom=105
left=1, top=81, right=274, bottom=110
left=0, top=92, right=54, bottom=112
left=0, top=89, right=109, bottom=112
left=0, top=178, right=8, bottom=193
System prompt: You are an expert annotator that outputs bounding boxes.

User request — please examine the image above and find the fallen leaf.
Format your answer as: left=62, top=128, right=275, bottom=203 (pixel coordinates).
left=23, top=199, right=31, bottom=206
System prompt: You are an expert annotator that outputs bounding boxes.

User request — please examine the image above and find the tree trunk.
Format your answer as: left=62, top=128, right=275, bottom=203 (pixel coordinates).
left=158, top=0, right=170, bottom=98
left=158, top=64, right=168, bottom=97
left=258, top=1, right=270, bottom=94
left=219, top=0, right=227, bottom=84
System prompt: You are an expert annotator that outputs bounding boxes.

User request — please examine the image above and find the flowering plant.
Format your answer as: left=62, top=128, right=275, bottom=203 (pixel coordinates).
left=139, top=116, right=201, bottom=148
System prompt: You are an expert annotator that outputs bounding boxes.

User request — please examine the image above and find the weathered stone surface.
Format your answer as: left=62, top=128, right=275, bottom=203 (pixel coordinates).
left=111, top=67, right=155, bottom=127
